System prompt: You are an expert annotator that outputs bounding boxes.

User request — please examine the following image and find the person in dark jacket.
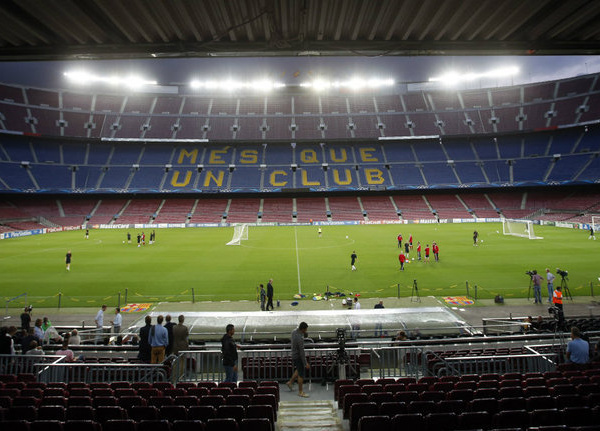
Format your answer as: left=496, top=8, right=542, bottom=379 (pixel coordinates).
left=266, top=279, right=274, bottom=311
left=221, top=324, right=238, bottom=382
left=138, top=315, right=152, bottom=363
left=164, top=314, right=175, bottom=356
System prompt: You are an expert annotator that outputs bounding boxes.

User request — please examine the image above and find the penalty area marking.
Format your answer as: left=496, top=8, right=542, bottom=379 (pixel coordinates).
left=240, top=239, right=355, bottom=251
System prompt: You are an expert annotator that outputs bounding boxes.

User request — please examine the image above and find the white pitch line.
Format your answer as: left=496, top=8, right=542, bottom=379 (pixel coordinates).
left=294, top=227, right=302, bottom=295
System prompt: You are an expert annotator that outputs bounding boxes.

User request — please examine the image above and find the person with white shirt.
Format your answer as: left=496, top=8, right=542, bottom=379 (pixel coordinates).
left=353, top=297, right=361, bottom=310
left=95, top=304, right=107, bottom=344
left=111, top=307, right=122, bottom=334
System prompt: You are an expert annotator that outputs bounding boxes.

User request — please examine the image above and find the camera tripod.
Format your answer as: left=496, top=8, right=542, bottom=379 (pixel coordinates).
left=560, top=276, right=572, bottom=300
left=411, top=279, right=421, bottom=303
left=527, top=276, right=533, bottom=301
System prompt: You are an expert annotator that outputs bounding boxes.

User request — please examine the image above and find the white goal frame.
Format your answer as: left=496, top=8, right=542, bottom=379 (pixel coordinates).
left=592, top=216, right=600, bottom=232
left=226, top=224, right=249, bottom=246
left=502, top=218, right=543, bottom=239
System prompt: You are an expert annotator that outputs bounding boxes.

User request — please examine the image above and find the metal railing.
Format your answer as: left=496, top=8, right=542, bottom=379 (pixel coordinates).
left=172, top=346, right=363, bottom=383
left=433, top=351, right=558, bottom=376
left=0, top=354, right=65, bottom=376
left=368, top=346, right=430, bottom=379
left=35, top=362, right=168, bottom=383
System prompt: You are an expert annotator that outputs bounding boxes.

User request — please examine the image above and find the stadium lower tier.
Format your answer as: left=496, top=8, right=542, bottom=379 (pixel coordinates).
left=1, top=188, right=599, bottom=232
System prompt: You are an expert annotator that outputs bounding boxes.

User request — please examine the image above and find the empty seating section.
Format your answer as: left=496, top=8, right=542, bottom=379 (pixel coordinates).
left=426, top=195, right=471, bottom=219
left=328, top=197, right=363, bottom=221
left=189, top=199, right=227, bottom=223
left=361, top=196, right=398, bottom=221
left=226, top=199, right=260, bottom=223
left=0, top=380, right=277, bottom=430
left=459, top=194, right=498, bottom=218
left=154, top=199, right=194, bottom=223
left=261, top=198, right=293, bottom=223
left=295, top=197, right=327, bottom=222
left=118, top=200, right=161, bottom=224
left=393, top=196, right=434, bottom=220
left=88, top=200, right=127, bottom=224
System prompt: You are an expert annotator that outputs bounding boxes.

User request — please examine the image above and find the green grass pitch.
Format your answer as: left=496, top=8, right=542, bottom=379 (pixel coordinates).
left=0, top=223, right=598, bottom=308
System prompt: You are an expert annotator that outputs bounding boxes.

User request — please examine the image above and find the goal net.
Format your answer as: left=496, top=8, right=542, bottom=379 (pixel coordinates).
left=502, top=218, right=543, bottom=239
left=226, top=224, right=249, bottom=246
left=592, top=216, right=600, bottom=232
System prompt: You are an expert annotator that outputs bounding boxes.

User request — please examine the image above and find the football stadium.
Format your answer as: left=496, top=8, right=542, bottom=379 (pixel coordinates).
left=1, top=2, right=600, bottom=430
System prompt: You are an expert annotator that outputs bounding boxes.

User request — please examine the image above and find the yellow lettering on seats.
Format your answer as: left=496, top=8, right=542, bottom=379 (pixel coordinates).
left=208, top=147, right=229, bottom=164
left=269, top=170, right=288, bottom=187
left=177, top=149, right=198, bottom=164
left=332, top=169, right=353, bottom=185
left=240, top=149, right=258, bottom=164
left=301, top=169, right=320, bottom=186
left=300, top=149, right=319, bottom=163
left=364, top=168, right=384, bottom=184
left=359, top=147, right=378, bottom=162
left=171, top=170, right=192, bottom=187
left=203, top=170, right=225, bottom=187
left=329, top=148, right=347, bottom=163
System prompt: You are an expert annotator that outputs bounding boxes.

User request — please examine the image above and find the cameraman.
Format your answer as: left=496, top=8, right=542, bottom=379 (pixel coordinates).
left=531, top=270, right=543, bottom=304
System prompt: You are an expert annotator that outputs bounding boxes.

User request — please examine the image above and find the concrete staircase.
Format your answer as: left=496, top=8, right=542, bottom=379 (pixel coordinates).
left=277, top=400, right=342, bottom=430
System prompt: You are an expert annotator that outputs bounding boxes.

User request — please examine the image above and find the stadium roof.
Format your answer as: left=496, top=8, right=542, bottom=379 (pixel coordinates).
left=1, top=0, right=600, bottom=61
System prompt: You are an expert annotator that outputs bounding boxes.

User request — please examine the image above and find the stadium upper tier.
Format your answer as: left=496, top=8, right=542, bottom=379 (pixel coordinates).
left=0, top=73, right=599, bottom=140
left=0, top=125, right=599, bottom=194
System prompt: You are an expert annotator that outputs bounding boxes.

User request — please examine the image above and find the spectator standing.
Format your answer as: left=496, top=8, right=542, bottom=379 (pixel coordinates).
left=20, top=307, right=32, bottom=331
left=353, top=297, right=361, bottom=310
left=266, top=279, right=274, bottom=311
left=286, top=322, right=310, bottom=398
left=531, top=270, right=543, bottom=304
left=172, top=315, right=189, bottom=355
left=21, top=328, right=36, bottom=354
left=221, top=324, right=238, bottom=383
left=374, top=301, right=385, bottom=337
left=148, top=315, right=168, bottom=364
left=164, top=314, right=175, bottom=356
left=0, top=326, right=17, bottom=355
left=566, top=327, right=589, bottom=364
left=95, top=305, right=107, bottom=344
left=546, top=268, right=555, bottom=304
left=111, top=308, right=122, bottom=335
left=259, top=284, right=266, bottom=311
left=138, top=316, right=152, bottom=363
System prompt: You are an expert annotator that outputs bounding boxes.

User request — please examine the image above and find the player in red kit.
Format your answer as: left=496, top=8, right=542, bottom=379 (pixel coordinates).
left=425, top=244, right=430, bottom=262
left=399, top=252, right=406, bottom=271
left=409, top=234, right=413, bottom=250
left=416, top=242, right=422, bottom=260
left=433, top=242, right=439, bottom=262
left=397, top=234, right=402, bottom=248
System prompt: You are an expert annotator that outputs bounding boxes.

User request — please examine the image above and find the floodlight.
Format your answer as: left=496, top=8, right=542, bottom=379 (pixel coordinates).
left=429, top=66, right=519, bottom=85
left=64, top=71, right=156, bottom=88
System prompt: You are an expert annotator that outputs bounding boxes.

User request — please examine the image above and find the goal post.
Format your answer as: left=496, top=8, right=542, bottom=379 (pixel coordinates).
left=502, top=218, right=543, bottom=239
left=226, top=224, right=249, bottom=246
left=592, top=216, right=600, bottom=231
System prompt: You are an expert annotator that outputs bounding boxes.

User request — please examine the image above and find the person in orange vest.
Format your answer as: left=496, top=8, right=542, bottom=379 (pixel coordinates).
left=552, top=285, right=565, bottom=328
left=552, top=285, right=563, bottom=310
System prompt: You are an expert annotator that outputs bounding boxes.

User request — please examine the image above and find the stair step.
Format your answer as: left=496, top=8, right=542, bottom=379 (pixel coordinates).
left=277, top=400, right=342, bottom=431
